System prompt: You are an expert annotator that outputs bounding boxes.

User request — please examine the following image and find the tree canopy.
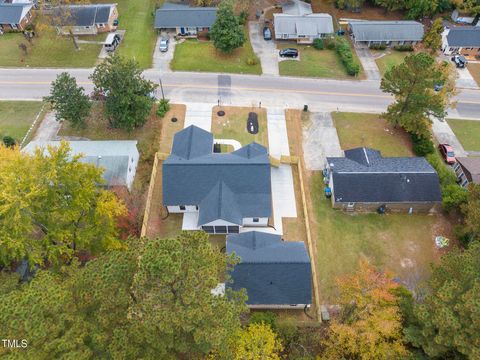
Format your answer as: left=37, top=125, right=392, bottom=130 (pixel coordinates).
left=210, top=0, right=245, bottom=53
left=90, top=54, right=157, bottom=131
left=423, top=18, right=444, bottom=53
left=233, top=323, right=283, bottom=360
left=0, top=142, right=126, bottom=267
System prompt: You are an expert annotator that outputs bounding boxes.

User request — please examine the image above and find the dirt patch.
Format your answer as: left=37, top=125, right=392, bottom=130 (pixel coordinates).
left=311, top=0, right=404, bottom=21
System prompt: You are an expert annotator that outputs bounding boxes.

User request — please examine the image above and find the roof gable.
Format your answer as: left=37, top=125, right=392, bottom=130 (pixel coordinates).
left=349, top=20, right=424, bottom=42
left=198, top=181, right=243, bottom=225
left=154, top=2, right=218, bottom=28
left=0, top=3, right=33, bottom=24
left=446, top=27, right=480, bottom=47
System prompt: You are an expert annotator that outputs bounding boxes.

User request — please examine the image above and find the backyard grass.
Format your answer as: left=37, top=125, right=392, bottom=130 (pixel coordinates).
left=171, top=39, right=262, bottom=75
left=97, top=0, right=159, bottom=68
left=0, top=33, right=102, bottom=68
left=332, top=112, right=414, bottom=157
left=0, top=101, right=44, bottom=143
left=278, top=44, right=364, bottom=79
left=374, top=50, right=409, bottom=76
left=447, top=118, right=480, bottom=151
left=211, top=106, right=268, bottom=148
left=468, top=63, right=480, bottom=87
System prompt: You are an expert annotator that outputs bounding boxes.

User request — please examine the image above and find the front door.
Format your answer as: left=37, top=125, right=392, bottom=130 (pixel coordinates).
left=180, top=27, right=186, bottom=35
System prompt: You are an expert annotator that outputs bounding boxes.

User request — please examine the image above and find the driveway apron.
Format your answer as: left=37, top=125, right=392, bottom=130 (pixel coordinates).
left=184, top=103, right=214, bottom=131
left=249, top=21, right=279, bottom=76
left=354, top=47, right=381, bottom=80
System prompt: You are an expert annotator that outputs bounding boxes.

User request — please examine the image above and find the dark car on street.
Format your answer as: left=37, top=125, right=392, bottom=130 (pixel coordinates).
left=279, top=48, right=298, bottom=58
left=263, top=26, right=272, bottom=40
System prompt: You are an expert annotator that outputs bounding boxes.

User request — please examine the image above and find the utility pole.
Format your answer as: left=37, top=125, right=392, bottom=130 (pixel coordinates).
left=159, top=78, right=165, bottom=100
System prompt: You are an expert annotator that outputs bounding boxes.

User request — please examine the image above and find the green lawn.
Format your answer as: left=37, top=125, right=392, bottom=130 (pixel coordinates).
left=171, top=39, right=262, bottom=75
left=0, top=33, right=102, bottom=68
left=0, top=101, right=44, bottom=143
left=332, top=112, right=414, bottom=157
left=447, top=119, right=480, bottom=151
left=374, top=50, right=409, bottom=76
left=97, top=0, right=159, bottom=68
left=278, top=44, right=364, bottom=79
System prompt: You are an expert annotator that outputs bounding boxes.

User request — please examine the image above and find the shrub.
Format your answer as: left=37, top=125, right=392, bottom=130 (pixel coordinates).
left=313, top=38, right=324, bottom=50
left=411, top=133, right=434, bottom=156
left=426, top=152, right=457, bottom=187
left=238, top=10, right=248, bottom=25
left=246, top=57, right=259, bottom=66
left=369, top=44, right=387, bottom=50
left=335, top=38, right=360, bottom=76
left=325, top=39, right=336, bottom=50
left=442, top=184, right=468, bottom=212
left=277, top=320, right=299, bottom=349
left=249, top=311, right=277, bottom=330
left=2, top=135, right=16, bottom=148
left=393, top=44, right=414, bottom=52
left=156, top=98, right=170, bottom=118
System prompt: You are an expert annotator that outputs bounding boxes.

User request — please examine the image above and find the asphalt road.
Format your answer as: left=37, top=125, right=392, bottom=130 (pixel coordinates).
left=0, top=68, right=479, bottom=118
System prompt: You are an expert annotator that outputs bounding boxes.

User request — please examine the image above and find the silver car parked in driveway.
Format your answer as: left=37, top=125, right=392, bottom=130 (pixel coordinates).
left=159, top=38, right=169, bottom=52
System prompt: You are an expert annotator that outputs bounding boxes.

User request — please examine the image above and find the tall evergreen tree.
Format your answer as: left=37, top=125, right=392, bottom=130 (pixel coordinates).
left=210, top=0, right=245, bottom=53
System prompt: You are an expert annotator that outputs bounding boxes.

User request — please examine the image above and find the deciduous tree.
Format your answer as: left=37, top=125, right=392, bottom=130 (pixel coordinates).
left=210, top=0, right=245, bottom=53
left=90, top=54, right=157, bottom=131
left=423, top=18, right=444, bottom=53
left=322, top=260, right=408, bottom=360
left=44, top=72, right=91, bottom=129
left=233, top=323, right=283, bottom=360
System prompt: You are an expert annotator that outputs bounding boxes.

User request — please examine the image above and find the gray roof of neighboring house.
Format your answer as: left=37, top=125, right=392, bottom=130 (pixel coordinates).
left=0, top=3, right=33, bottom=24
left=456, top=157, right=480, bottom=183
left=53, top=4, right=115, bottom=27
left=281, top=0, right=312, bottom=16
left=154, top=2, right=217, bottom=29
left=327, top=147, right=442, bottom=204
left=274, top=13, right=334, bottom=36
left=23, top=140, right=138, bottom=187
left=163, top=125, right=272, bottom=226
left=226, top=231, right=312, bottom=306
left=446, top=27, right=480, bottom=47
left=349, top=20, right=424, bottom=42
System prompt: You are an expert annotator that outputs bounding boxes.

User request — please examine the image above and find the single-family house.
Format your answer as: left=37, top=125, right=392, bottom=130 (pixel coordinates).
left=52, top=3, right=118, bottom=36
left=442, top=27, right=480, bottom=58
left=23, top=140, right=139, bottom=190
left=154, top=2, right=217, bottom=37
left=0, top=1, right=34, bottom=31
left=348, top=20, right=424, bottom=47
left=281, top=0, right=313, bottom=16
left=274, top=13, right=334, bottom=43
left=162, top=125, right=272, bottom=235
left=326, top=147, right=442, bottom=212
left=453, top=157, right=480, bottom=187
left=226, top=231, right=312, bottom=309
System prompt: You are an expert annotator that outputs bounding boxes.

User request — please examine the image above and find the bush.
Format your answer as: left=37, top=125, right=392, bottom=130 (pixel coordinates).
left=246, top=57, right=259, bottom=66
left=335, top=38, right=360, bottom=76
left=393, top=44, right=414, bottom=52
left=442, top=184, right=468, bottom=212
left=369, top=44, right=387, bottom=50
left=156, top=98, right=170, bottom=118
left=313, top=38, right=324, bottom=50
left=238, top=10, right=248, bottom=25
left=411, top=133, right=434, bottom=156
left=2, top=135, right=16, bottom=148
left=325, top=39, right=336, bottom=50
left=277, top=320, right=299, bottom=349
left=249, top=311, right=277, bottom=330
left=426, top=152, right=457, bottom=187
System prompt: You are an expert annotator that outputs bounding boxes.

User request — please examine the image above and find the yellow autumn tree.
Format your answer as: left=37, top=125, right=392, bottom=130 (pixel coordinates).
left=234, top=323, right=283, bottom=360
left=322, top=259, right=408, bottom=360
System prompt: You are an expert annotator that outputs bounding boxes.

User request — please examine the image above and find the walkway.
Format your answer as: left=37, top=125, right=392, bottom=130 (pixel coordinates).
left=303, top=112, right=343, bottom=170
left=267, top=107, right=297, bottom=235
left=354, top=47, right=381, bottom=80
left=215, top=138, right=242, bottom=150
left=183, top=103, right=214, bottom=131
left=248, top=21, right=279, bottom=76
left=31, top=111, right=61, bottom=141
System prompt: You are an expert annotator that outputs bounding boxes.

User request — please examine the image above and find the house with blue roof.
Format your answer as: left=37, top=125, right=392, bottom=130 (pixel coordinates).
left=226, top=231, right=312, bottom=309
left=0, top=1, right=34, bottom=32
left=162, top=125, right=272, bottom=235
left=326, top=147, right=442, bottom=213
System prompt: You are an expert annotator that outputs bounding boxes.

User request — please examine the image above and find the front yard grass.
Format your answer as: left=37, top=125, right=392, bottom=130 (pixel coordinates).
left=332, top=112, right=414, bottom=156
left=467, top=63, right=480, bottom=87
left=211, top=106, right=268, bottom=148
left=0, top=101, right=44, bottom=143
left=374, top=50, right=409, bottom=76
left=0, top=33, right=102, bottom=68
left=447, top=118, right=480, bottom=151
left=171, top=39, right=262, bottom=75
left=278, top=44, right=364, bottom=79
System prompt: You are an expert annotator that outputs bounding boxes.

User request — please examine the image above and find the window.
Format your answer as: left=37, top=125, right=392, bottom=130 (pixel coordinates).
left=215, top=226, right=227, bottom=234
left=202, top=226, right=214, bottom=234
left=227, top=226, right=239, bottom=234
left=10, top=24, right=18, bottom=30
left=253, top=218, right=259, bottom=223
left=195, top=206, right=198, bottom=210
left=179, top=205, right=186, bottom=211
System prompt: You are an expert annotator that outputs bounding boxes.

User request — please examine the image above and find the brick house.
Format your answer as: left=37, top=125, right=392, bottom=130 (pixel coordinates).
left=0, top=2, right=34, bottom=32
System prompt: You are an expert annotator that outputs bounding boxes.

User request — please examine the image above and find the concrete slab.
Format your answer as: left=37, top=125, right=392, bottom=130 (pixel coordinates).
left=303, top=112, right=343, bottom=170
left=184, top=103, right=214, bottom=131
left=248, top=21, right=279, bottom=76
left=267, top=107, right=290, bottom=158
left=215, top=138, right=242, bottom=150
left=182, top=212, right=200, bottom=230
left=152, top=33, right=176, bottom=71
left=431, top=117, right=468, bottom=157
left=457, top=66, right=479, bottom=89
left=354, top=47, right=381, bottom=80
left=32, top=111, right=61, bottom=141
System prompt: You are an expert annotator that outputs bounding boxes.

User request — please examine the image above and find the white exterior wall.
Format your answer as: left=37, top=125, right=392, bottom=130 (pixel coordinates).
left=126, top=149, right=140, bottom=190
left=167, top=205, right=198, bottom=213
left=242, top=217, right=268, bottom=226
left=202, top=219, right=238, bottom=227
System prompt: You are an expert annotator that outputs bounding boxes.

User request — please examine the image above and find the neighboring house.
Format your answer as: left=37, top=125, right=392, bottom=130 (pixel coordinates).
left=154, top=2, right=217, bottom=36
left=53, top=3, right=118, bottom=36
left=23, top=140, right=139, bottom=190
left=453, top=157, right=480, bottom=187
left=348, top=20, right=424, bottom=47
left=274, top=13, right=334, bottom=43
left=326, top=147, right=442, bottom=212
left=226, top=231, right=312, bottom=309
left=442, top=27, right=480, bottom=58
left=162, top=125, right=272, bottom=235
left=281, top=0, right=313, bottom=16
left=0, top=1, right=34, bottom=31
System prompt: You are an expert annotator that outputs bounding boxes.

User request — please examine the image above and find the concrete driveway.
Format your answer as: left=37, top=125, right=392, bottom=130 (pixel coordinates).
left=303, top=112, right=343, bottom=170
left=354, top=47, right=381, bottom=80
left=248, top=21, right=279, bottom=76
left=152, top=33, right=176, bottom=71
left=184, top=102, right=214, bottom=131
left=432, top=117, right=467, bottom=157
left=98, top=30, right=126, bottom=59
left=456, top=66, right=479, bottom=89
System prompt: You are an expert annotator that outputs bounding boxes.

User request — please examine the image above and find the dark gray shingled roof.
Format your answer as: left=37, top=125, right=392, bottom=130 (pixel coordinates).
left=447, top=27, right=480, bottom=47
left=163, top=126, right=272, bottom=226
left=226, top=232, right=312, bottom=306
left=456, top=157, right=480, bottom=183
left=53, top=4, right=114, bottom=27
left=154, top=2, right=217, bottom=29
left=0, top=3, right=33, bottom=24
left=349, top=20, right=424, bottom=42
left=327, top=147, right=442, bottom=203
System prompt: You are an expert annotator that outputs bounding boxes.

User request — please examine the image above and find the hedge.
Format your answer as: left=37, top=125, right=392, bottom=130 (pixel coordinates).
left=334, top=38, right=360, bottom=76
